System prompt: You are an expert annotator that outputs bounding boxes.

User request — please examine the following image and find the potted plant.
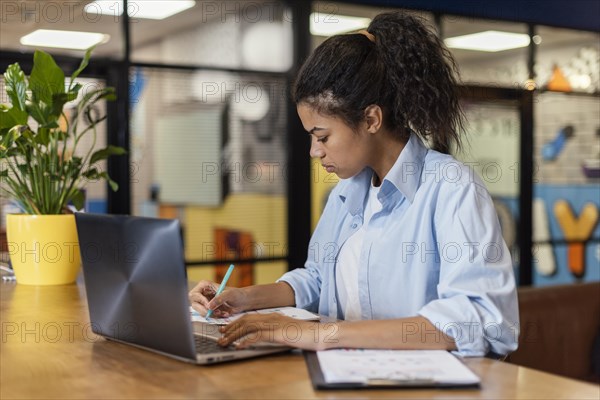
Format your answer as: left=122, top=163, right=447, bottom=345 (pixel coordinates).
left=0, top=48, right=125, bottom=285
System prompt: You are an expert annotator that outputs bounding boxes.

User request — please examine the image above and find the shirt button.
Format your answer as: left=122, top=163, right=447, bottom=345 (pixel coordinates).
left=351, top=223, right=358, bottom=229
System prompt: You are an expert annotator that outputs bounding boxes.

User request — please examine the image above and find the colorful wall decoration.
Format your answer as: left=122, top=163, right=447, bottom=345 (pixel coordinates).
left=533, top=185, right=599, bottom=286
left=532, top=91, right=600, bottom=286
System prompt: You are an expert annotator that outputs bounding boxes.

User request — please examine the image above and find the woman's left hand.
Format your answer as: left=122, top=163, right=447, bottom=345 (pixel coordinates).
left=218, top=314, right=339, bottom=351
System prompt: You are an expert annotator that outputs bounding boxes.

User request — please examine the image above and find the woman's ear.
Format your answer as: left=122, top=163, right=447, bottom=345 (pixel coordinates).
left=364, top=104, right=383, bottom=134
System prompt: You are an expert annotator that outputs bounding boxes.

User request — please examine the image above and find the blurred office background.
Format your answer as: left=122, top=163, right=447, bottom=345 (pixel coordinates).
left=0, top=0, right=598, bottom=287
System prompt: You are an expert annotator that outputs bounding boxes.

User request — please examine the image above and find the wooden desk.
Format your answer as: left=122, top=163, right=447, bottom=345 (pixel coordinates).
left=1, top=282, right=598, bottom=399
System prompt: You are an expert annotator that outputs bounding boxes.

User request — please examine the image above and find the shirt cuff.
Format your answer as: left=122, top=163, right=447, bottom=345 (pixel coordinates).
left=418, top=296, right=489, bottom=357
left=277, top=270, right=320, bottom=313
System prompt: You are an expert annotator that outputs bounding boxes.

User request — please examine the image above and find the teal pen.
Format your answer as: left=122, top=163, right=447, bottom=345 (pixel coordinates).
left=206, top=264, right=235, bottom=319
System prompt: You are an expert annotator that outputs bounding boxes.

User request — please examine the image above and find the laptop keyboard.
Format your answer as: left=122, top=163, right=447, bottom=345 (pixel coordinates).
left=194, top=335, right=237, bottom=354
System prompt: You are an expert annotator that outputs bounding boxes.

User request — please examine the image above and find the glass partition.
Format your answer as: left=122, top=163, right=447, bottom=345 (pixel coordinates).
left=130, top=66, right=288, bottom=285
left=533, top=91, right=600, bottom=286
left=534, top=26, right=599, bottom=93
left=0, top=0, right=123, bottom=58
left=442, top=16, right=529, bottom=88
left=529, top=27, right=600, bottom=286
left=131, top=1, right=293, bottom=72
left=456, top=99, right=522, bottom=281
left=310, top=2, right=433, bottom=52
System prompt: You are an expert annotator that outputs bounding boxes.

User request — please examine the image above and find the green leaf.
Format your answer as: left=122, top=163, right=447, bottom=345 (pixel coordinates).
left=70, top=83, right=82, bottom=95
left=108, top=178, right=119, bottom=192
left=102, top=88, right=117, bottom=102
left=98, top=172, right=119, bottom=192
left=25, top=101, right=52, bottom=126
left=37, top=127, right=50, bottom=146
left=4, top=147, right=20, bottom=157
left=71, top=156, right=83, bottom=165
left=90, top=145, right=126, bottom=165
left=70, top=189, right=85, bottom=211
left=29, top=50, right=65, bottom=105
left=4, top=63, right=28, bottom=111
left=51, top=92, right=77, bottom=118
left=41, top=121, right=59, bottom=130
left=0, top=47, right=122, bottom=214
left=82, top=168, right=99, bottom=180
left=53, top=130, right=68, bottom=141
left=18, top=128, right=34, bottom=143
left=0, top=106, right=28, bottom=130
left=7, top=125, right=27, bottom=141
left=85, top=87, right=116, bottom=105
left=16, top=163, right=28, bottom=175
left=69, top=46, right=95, bottom=91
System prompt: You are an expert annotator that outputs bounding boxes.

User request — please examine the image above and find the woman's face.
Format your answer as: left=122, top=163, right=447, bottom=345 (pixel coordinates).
left=297, top=103, right=373, bottom=179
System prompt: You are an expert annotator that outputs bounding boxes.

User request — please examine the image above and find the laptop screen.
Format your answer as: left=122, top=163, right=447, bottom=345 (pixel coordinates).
left=75, top=213, right=197, bottom=361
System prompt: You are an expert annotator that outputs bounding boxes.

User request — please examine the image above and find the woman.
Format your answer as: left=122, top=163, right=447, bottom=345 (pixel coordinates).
left=189, top=11, right=519, bottom=357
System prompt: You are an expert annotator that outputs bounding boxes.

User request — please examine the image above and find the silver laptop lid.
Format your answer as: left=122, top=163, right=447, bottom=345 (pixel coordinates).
left=75, top=213, right=198, bottom=362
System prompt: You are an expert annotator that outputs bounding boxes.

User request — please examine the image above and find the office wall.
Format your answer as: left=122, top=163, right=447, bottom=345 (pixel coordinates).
left=184, top=193, right=287, bottom=283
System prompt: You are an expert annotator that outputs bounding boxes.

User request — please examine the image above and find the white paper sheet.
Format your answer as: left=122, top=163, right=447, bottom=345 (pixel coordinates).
left=316, top=349, right=480, bottom=385
left=190, top=306, right=320, bottom=325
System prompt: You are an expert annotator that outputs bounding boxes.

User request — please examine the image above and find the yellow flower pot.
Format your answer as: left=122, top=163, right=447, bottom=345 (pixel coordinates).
left=6, top=214, right=81, bottom=285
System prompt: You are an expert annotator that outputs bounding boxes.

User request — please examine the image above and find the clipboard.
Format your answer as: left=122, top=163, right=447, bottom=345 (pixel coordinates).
left=303, top=350, right=481, bottom=390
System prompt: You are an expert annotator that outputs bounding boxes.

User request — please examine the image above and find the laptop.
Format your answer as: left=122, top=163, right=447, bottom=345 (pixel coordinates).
left=75, top=213, right=290, bottom=364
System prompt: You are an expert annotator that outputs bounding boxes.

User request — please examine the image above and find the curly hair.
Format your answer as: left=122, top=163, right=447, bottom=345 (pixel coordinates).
left=292, top=11, right=465, bottom=154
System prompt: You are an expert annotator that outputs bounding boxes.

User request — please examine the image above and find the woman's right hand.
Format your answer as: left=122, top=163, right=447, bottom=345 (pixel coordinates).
left=188, top=280, right=248, bottom=317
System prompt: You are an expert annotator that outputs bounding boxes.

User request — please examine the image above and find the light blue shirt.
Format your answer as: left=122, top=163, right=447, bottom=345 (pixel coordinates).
left=279, top=133, right=519, bottom=357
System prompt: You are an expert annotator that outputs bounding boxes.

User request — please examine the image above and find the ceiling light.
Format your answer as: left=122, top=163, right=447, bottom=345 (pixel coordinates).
left=445, top=30, right=531, bottom=52
left=310, top=13, right=371, bottom=36
left=20, top=29, right=110, bottom=50
left=85, top=0, right=195, bottom=20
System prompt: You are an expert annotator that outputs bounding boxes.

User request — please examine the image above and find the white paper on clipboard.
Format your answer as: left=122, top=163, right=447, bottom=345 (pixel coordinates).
left=316, top=349, right=480, bottom=386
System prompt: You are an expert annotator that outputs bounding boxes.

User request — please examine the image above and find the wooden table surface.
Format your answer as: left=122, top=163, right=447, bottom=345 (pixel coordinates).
left=1, top=281, right=599, bottom=399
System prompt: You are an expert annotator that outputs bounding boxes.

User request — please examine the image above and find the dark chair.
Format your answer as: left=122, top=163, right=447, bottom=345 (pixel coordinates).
left=506, top=282, right=600, bottom=383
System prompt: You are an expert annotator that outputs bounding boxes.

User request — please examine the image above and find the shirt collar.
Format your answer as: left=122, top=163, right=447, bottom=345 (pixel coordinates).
left=337, top=168, right=372, bottom=216
left=382, top=132, right=428, bottom=203
left=338, top=133, right=428, bottom=214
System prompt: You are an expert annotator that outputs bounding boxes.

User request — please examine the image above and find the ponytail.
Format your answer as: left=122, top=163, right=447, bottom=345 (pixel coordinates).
left=293, top=11, right=464, bottom=154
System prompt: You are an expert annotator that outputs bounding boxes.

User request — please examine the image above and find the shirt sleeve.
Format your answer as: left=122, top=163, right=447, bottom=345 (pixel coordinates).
left=277, top=186, right=341, bottom=313
left=417, top=178, right=520, bottom=357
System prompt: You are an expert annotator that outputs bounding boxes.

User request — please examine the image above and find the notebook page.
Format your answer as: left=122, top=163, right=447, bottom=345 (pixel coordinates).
left=190, top=306, right=320, bottom=325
